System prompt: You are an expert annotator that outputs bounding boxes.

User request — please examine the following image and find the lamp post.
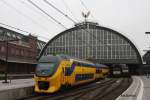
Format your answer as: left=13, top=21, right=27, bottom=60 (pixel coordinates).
left=0, top=39, right=20, bottom=83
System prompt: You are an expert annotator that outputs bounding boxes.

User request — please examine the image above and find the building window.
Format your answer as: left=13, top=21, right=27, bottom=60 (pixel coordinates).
left=0, top=29, right=3, bottom=33
left=17, top=36, right=21, bottom=39
left=21, top=50, right=24, bottom=56
left=16, top=50, right=19, bottom=55
left=12, top=34, right=16, bottom=38
left=26, top=51, right=29, bottom=57
left=11, top=48, right=15, bottom=55
left=1, top=46, right=5, bottom=52
left=7, top=32, right=11, bottom=37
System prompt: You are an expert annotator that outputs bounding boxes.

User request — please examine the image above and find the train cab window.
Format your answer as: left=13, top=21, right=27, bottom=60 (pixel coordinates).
left=96, top=68, right=101, bottom=73
left=36, top=62, right=56, bottom=76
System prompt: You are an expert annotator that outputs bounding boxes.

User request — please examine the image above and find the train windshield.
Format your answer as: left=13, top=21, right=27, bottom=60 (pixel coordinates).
left=36, top=63, right=56, bottom=76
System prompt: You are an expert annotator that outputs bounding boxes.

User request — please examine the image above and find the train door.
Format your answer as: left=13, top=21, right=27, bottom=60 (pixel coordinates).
left=61, top=61, right=69, bottom=85
left=62, top=61, right=73, bottom=86
left=62, top=66, right=66, bottom=84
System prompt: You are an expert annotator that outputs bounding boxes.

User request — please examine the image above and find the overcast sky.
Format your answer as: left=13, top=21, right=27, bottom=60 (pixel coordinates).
left=0, top=0, right=150, bottom=55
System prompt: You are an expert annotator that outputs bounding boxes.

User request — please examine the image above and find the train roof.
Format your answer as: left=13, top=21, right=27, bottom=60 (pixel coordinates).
left=39, top=55, right=108, bottom=68
left=56, top=54, right=92, bottom=62
left=95, top=64, right=108, bottom=68
left=39, top=55, right=61, bottom=63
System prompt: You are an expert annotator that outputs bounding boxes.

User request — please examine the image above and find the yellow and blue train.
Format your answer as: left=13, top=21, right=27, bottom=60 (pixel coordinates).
left=34, top=55, right=109, bottom=93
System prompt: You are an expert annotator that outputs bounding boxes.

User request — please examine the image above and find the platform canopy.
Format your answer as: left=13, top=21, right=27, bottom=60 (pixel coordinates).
left=39, top=22, right=142, bottom=64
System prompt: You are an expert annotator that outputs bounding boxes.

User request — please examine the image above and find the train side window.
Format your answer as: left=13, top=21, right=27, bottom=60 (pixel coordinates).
left=82, top=75, right=83, bottom=80
left=84, top=74, right=86, bottom=79
left=85, top=74, right=87, bottom=79
left=86, top=74, right=88, bottom=79
left=80, top=63, right=83, bottom=67
left=77, top=62, right=81, bottom=66
left=80, top=74, right=82, bottom=81
left=81, top=74, right=83, bottom=79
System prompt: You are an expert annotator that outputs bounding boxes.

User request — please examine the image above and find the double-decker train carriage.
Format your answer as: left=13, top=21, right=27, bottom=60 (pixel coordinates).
left=34, top=55, right=109, bottom=93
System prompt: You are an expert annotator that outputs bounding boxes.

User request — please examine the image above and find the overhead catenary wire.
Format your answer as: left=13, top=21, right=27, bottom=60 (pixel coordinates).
left=43, top=0, right=104, bottom=44
left=20, top=0, right=46, bottom=17
left=43, top=0, right=91, bottom=46
left=79, top=0, right=89, bottom=11
left=0, top=22, right=32, bottom=34
left=0, top=22, right=49, bottom=40
left=43, top=0, right=76, bottom=24
left=61, top=0, right=79, bottom=22
left=1, top=0, right=103, bottom=44
left=19, top=0, right=56, bottom=36
left=26, top=0, right=91, bottom=45
left=19, top=1, right=53, bottom=36
left=0, top=0, right=51, bottom=37
left=27, top=0, right=67, bottom=29
left=35, top=0, right=106, bottom=58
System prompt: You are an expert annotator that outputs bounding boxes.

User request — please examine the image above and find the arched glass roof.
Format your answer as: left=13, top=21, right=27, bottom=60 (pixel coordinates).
left=39, top=22, right=142, bottom=64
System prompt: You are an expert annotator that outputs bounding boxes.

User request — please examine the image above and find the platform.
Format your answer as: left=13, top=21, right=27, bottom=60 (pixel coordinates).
left=140, top=76, right=150, bottom=100
left=116, top=76, right=150, bottom=100
left=0, top=79, right=34, bottom=100
left=116, top=76, right=143, bottom=100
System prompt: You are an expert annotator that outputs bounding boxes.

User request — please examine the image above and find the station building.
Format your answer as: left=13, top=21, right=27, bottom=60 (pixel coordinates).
left=0, top=26, right=45, bottom=74
left=39, top=21, right=143, bottom=74
left=141, top=51, right=150, bottom=74
left=143, top=50, right=150, bottom=64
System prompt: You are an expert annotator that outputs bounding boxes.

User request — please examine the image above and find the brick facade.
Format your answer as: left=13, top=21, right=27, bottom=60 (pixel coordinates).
left=0, top=35, right=37, bottom=62
left=0, top=27, right=45, bottom=73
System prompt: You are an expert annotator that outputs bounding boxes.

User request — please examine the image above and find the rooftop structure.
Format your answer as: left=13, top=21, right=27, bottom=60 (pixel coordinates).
left=0, top=26, right=46, bottom=73
left=40, top=21, right=142, bottom=64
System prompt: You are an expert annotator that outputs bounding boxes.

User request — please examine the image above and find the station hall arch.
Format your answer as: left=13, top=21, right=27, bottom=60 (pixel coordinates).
left=39, top=22, right=142, bottom=64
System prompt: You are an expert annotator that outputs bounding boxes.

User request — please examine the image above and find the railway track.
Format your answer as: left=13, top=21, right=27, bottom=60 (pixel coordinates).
left=75, top=78, right=131, bottom=100
left=97, top=78, right=132, bottom=100
left=17, top=78, right=131, bottom=100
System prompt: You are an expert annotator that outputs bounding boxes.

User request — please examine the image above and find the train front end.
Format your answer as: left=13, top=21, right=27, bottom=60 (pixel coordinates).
left=34, top=55, right=62, bottom=93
